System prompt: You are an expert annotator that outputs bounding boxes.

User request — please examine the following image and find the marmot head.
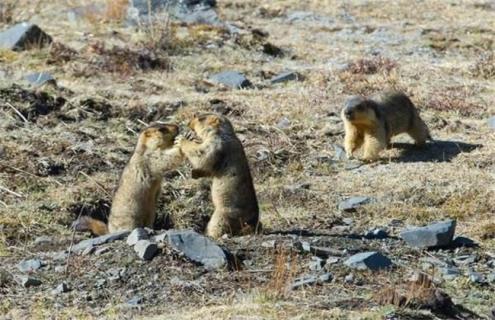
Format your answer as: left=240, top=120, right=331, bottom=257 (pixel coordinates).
left=138, top=123, right=179, bottom=154
left=342, top=96, right=379, bottom=125
left=187, top=113, right=234, bottom=138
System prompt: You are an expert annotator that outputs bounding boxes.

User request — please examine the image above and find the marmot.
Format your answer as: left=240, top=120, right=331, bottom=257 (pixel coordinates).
left=73, top=123, right=184, bottom=235
left=176, top=113, right=261, bottom=239
left=341, top=91, right=431, bottom=161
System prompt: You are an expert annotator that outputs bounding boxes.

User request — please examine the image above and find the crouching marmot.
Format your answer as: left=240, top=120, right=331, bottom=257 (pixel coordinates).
left=341, top=91, right=431, bottom=161
left=176, top=113, right=261, bottom=239
left=73, top=123, right=183, bottom=235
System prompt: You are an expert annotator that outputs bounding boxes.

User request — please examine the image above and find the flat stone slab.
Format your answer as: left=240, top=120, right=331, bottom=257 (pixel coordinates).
left=289, top=273, right=332, bottom=290
left=0, top=22, right=52, bottom=51
left=207, top=71, right=252, bottom=89
left=400, top=219, right=456, bottom=248
left=166, top=229, right=230, bottom=270
left=72, top=230, right=130, bottom=253
left=127, top=228, right=149, bottom=246
left=17, top=259, right=43, bottom=273
left=270, top=71, right=300, bottom=84
left=344, top=251, right=392, bottom=271
left=488, top=116, right=495, bottom=129
left=338, top=196, right=371, bottom=212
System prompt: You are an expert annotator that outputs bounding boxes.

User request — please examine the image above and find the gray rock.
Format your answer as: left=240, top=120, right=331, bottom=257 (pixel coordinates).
left=54, top=266, right=65, bottom=273
left=270, top=71, right=300, bottom=84
left=127, top=0, right=220, bottom=26
left=261, top=240, right=276, bottom=248
left=453, top=236, right=477, bottom=247
left=94, top=247, right=110, bottom=256
left=468, top=271, right=484, bottom=284
left=24, top=72, right=56, bottom=87
left=127, top=295, right=143, bottom=306
left=324, top=256, right=340, bottom=267
left=134, top=240, right=158, bottom=260
left=308, top=257, right=324, bottom=271
left=127, top=228, right=149, bottom=246
left=338, top=196, right=371, bottom=212
left=0, top=22, right=52, bottom=51
left=454, top=254, right=476, bottom=266
left=166, top=229, right=230, bottom=270
left=400, top=220, right=456, bottom=248
left=344, top=251, right=392, bottom=271
left=276, top=117, right=291, bottom=129
left=153, top=232, right=168, bottom=243
left=333, top=144, right=346, bottom=161
left=72, top=230, right=130, bottom=253
left=17, top=259, right=43, bottom=273
left=82, top=246, right=95, bottom=256
left=17, top=276, right=42, bottom=287
left=440, top=266, right=460, bottom=280
left=52, top=282, right=70, bottom=294
left=289, top=272, right=332, bottom=290
left=364, top=228, right=388, bottom=239
left=488, top=116, right=495, bottom=129
left=207, top=71, right=252, bottom=89
left=487, top=273, right=495, bottom=283
left=33, top=236, right=53, bottom=245
left=342, top=218, right=354, bottom=226
left=344, top=273, right=354, bottom=283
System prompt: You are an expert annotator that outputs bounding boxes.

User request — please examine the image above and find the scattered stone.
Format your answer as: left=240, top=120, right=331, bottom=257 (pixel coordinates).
left=270, top=71, right=300, bottom=84
left=33, top=236, right=53, bottom=246
left=338, top=196, right=371, bottom=212
left=400, top=220, right=456, bottom=248
left=207, top=71, right=252, bottom=89
left=439, top=266, right=461, bottom=280
left=487, top=273, right=495, bottom=283
left=344, top=273, right=354, bottom=283
left=24, top=72, right=56, bottom=87
left=127, top=228, right=149, bottom=246
left=52, top=282, right=70, bottom=294
left=468, top=271, right=484, bottom=284
left=276, top=117, right=291, bottom=129
left=289, top=273, right=332, bottom=290
left=72, top=230, right=130, bottom=253
left=17, top=259, right=43, bottom=273
left=82, top=246, right=95, bottom=256
left=134, top=240, right=158, bottom=261
left=153, top=232, right=168, bottom=243
left=261, top=240, right=276, bottom=248
left=342, top=218, right=354, bottom=226
left=166, top=229, right=230, bottom=270
left=324, top=256, right=340, bottom=268
left=284, top=183, right=310, bottom=193
left=308, top=257, right=325, bottom=271
left=344, top=251, right=392, bottom=271
left=54, top=266, right=65, bottom=273
left=364, top=228, right=388, bottom=240
left=294, top=241, right=346, bottom=257
left=333, top=144, right=346, bottom=161
left=17, top=276, right=42, bottom=288
left=454, top=254, right=476, bottom=266
left=0, top=22, right=52, bottom=51
left=488, top=116, right=495, bottom=129
left=127, top=0, right=221, bottom=26
left=94, top=247, right=110, bottom=256
left=126, top=295, right=143, bottom=306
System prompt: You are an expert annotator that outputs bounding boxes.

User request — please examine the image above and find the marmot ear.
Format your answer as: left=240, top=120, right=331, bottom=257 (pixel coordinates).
left=207, top=116, right=221, bottom=128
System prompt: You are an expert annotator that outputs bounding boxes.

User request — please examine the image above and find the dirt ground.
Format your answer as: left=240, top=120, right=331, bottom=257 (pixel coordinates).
left=0, top=0, right=494, bottom=319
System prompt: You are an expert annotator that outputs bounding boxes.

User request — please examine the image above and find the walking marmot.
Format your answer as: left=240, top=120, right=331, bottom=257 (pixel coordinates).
left=176, top=113, right=261, bottom=239
left=73, top=123, right=184, bottom=235
left=341, top=91, right=431, bottom=161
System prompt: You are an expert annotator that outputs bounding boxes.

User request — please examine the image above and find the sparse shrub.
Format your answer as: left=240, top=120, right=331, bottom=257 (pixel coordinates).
left=0, top=2, right=14, bottom=24
left=469, top=53, right=495, bottom=79
left=264, top=247, right=298, bottom=299
left=346, top=56, right=397, bottom=75
left=105, top=0, right=128, bottom=22
left=425, top=89, right=485, bottom=116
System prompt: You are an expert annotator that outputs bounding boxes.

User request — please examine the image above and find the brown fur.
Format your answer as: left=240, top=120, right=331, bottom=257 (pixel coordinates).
left=177, top=113, right=261, bottom=239
left=73, top=123, right=183, bottom=235
left=341, top=91, right=431, bottom=161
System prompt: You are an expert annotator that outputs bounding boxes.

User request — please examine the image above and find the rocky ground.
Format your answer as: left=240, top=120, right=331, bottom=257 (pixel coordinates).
left=0, top=0, right=494, bottom=319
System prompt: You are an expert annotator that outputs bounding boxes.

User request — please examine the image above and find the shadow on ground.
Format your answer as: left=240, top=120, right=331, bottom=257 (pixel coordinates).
left=393, top=140, right=481, bottom=163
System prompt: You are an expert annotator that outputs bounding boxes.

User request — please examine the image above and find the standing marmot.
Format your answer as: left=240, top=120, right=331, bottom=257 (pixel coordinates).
left=73, top=123, right=184, bottom=235
left=341, top=91, right=431, bottom=161
left=176, top=113, right=261, bottom=239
